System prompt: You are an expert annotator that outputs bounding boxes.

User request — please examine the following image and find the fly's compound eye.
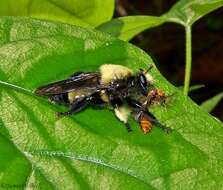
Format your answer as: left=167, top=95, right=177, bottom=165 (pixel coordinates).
left=139, top=74, right=148, bottom=96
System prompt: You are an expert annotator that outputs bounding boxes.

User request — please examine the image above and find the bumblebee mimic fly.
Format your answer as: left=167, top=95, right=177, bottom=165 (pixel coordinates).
left=35, top=64, right=171, bottom=134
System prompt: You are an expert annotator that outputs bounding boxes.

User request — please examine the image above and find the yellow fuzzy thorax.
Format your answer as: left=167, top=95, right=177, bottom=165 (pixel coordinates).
left=100, top=64, right=133, bottom=84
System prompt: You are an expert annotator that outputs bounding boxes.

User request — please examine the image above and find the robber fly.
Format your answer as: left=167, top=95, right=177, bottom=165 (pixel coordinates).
left=35, top=64, right=171, bottom=134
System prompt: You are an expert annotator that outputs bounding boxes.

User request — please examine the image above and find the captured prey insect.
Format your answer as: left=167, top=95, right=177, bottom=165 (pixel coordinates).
left=35, top=64, right=171, bottom=134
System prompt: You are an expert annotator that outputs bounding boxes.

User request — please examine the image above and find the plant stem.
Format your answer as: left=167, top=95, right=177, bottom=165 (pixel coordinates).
left=183, top=26, right=192, bottom=95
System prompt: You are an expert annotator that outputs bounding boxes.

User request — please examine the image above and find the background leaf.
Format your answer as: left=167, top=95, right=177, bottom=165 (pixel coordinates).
left=188, top=84, right=205, bottom=92
left=98, top=0, right=223, bottom=41
left=0, top=17, right=223, bottom=189
left=0, top=0, right=115, bottom=27
left=163, top=0, right=223, bottom=25
left=200, top=92, right=223, bottom=113
left=178, top=84, right=205, bottom=92
left=97, top=16, right=165, bottom=41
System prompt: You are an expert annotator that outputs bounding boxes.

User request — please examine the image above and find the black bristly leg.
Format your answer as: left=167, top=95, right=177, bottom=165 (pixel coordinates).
left=125, top=122, right=132, bottom=132
left=126, top=98, right=143, bottom=111
left=56, top=96, right=90, bottom=117
left=126, top=98, right=171, bottom=133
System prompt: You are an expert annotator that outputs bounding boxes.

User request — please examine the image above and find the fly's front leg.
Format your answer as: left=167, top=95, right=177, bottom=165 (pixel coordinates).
left=126, top=98, right=171, bottom=134
left=56, top=96, right=90, bottom=117
left=146, top=88, right=166, bottom=107
left=145, top=88, right=175, bottom=108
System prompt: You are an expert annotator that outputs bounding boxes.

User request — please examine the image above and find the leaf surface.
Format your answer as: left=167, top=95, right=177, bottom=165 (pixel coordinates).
left=0, top=0, right=115, bottom=27
left=0, top=17, right=223, bottom=190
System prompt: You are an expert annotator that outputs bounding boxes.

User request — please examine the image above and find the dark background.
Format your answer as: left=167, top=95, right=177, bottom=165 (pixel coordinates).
left=115, top=0, right=223, bottom=121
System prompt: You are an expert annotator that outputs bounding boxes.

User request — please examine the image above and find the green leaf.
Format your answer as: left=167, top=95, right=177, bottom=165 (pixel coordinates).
left=97, top=16, right=165, bottom=41
left=178, top=84, right=205, bottom=92
left=0, top=17, right=223, bottom=189
left=98, top=0, right=223, bottom=41
left=189, top=84, right=205, bottom=92
left=200, top=92, right=223, bottom=113
left=0, top=0, right=115, bottom=27
left=163, top=0, right=223, bottom=26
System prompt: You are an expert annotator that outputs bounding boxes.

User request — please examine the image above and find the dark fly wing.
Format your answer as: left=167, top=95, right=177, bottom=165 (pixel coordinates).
left=35, top=72, right=101, bottom=95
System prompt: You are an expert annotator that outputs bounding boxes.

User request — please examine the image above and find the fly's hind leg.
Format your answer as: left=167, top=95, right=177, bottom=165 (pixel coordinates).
left=111, top=98, right=132, bottom=132
left=114, top=106, right=132, bottom=132
left=56, top=96, right=89, bottom=117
